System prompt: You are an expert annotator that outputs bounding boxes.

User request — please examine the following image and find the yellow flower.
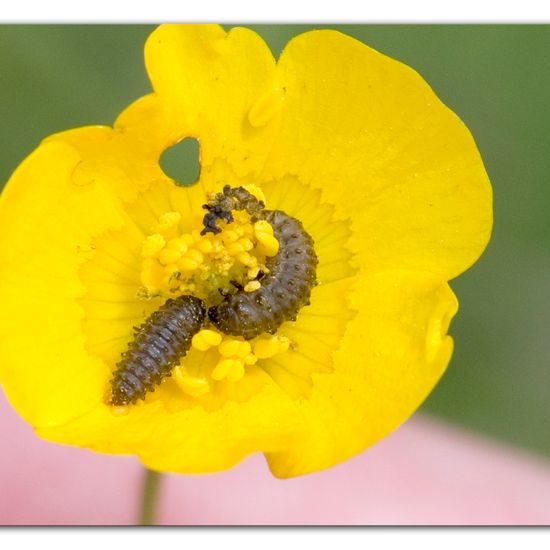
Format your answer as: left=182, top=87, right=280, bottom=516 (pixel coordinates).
left=0, top=25, right=492, bottom=478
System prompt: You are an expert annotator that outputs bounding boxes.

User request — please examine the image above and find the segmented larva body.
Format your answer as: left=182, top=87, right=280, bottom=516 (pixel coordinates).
left=109, top=295, right=206, bottom=406
left=206, top=189, right=318, bottom=340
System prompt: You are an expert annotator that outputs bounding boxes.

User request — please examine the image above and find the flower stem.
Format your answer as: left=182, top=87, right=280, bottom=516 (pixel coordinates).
left=139, top=468, right=162, bottom=525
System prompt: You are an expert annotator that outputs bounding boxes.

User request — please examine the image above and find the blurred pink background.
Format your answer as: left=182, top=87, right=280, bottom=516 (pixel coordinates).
left=1, top=389, right=549, bottom=525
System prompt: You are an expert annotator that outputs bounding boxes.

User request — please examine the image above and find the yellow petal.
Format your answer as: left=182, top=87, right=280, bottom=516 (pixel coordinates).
left=37, top=381, right=306, bottom=474
left=143, top=24, right=280, bottom=179
left=0, top=136, right=309, bottom=472
left=266, top=269, right=458, bottom=478
left=0, top=25, right=492, bottom=479
left=263, top=30, right=492, bottom=280
left=0, top=140, right=129, bottom=427
left=0, top=122, right=201, bottom=428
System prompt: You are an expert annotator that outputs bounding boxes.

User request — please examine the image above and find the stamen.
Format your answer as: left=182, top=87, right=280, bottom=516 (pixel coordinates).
left=219, top=338, right=246, bottom=358
left=253, top=220, right=280, bottom=256
left=138, top=200, right=278, bottom=302
left=191, top=329, right=223, bottom=351
left=172, top=366, right=210, bottom=397
left=142, top=234, right=166, bottom=258
left=253, top=335, right=290, bottom=359
left=156, top=211, right=182, bottom=239
left=191, top=329, right=290, bottom=384
left=244, top=281, right=261, bottom=292
left=212, top=358, right=244, bottom=382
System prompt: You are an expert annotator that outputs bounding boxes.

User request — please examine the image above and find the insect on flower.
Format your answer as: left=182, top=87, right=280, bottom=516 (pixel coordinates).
left=204, top=186, right=319, bottom=340
left=110, top=185, right=318, bottom=405
left=109, top=294, right=206, bottom=406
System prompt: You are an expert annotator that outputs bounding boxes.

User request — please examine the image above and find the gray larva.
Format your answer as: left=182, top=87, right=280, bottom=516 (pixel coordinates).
left=204, top=186, right=318, bottom=340
left=109, top=295, right=205, bottom=406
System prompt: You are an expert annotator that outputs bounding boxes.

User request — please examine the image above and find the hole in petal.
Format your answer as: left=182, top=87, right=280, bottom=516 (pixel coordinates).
left=160, top=137, right=201, bottom=186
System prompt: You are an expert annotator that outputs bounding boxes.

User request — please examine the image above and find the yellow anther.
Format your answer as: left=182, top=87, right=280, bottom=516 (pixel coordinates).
left=156, top=211, right=181, bottom=237
left=244, top=280, right=261, bottom=293
left=235, top=341, right=252, bottom=358
left=185, top=248, right=204, bottom=264
left=226, top=241, right=246, bottom=255
left=212, top=358, right=243, bottom=381
left=237, top=251, right=255, bottom=267
left=180, top=234, right=195, bottom=247
left=158, top=247, right=182, bottom=266
left=166, top=238, right=189, bottom=255
left=247, top=265, right=261, bottom=279
left=256, top=232, right=280, bottom=257
left=172, top=367, right=210, bottom=397
left=196, top=238, right=214, bottom=254
left=254, top=220, right=273, bottom=235
left=243, top=353, right=258, bottom=366
left=142, top=234, right=166, bottom=258
left=239, top=238, right=254, bottom=252
left=243, top=184, right=266, bottom=204
left=223, top=230, right=240, bottom=243
left=233, top=210, right=250, bottom=225
left=191, top=335, right=210, bottom=352
left=192, top=329, right=223, bottom=351
left=253, top=336, right=290, bottom=359
left=201, top=329, right=223, bottom=347
left=218, top=338, right=243, bottom=358
left=178, top=257, right=200, bottom=272
left=226, top=360, right=245, bottom=382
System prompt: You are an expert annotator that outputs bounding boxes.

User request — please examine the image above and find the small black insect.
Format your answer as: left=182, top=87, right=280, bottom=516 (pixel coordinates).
left=205, top=187, right=318, bottom=340
left=109, top=295, right=206, bottom=406
left=201, top=185, right=265, bottom=235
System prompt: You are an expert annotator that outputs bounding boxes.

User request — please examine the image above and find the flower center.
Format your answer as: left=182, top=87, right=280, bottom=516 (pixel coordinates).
left=138, top=184, right=279, bottom=305
left=127, top=184, right=297, bottom=398
left=78, top=174, right=356, bottom=413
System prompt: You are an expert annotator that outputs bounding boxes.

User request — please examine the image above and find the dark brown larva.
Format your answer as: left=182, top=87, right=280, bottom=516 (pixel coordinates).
left=205, top=188, right=318, bottom=340
left=109, top=295, right=206, bottom=406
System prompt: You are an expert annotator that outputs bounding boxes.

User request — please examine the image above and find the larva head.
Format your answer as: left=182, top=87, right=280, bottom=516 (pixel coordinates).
left=208, top=294, right=268, bottom=340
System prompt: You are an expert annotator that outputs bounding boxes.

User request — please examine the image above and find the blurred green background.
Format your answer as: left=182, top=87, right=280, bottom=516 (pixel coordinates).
left=1, top=25, right=548, bottom=457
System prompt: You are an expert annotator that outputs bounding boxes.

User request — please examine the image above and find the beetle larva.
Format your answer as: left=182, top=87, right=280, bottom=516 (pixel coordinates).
left=205, top=187, right=318, bottom=340
left=109, top=295, right=206, bottom=406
